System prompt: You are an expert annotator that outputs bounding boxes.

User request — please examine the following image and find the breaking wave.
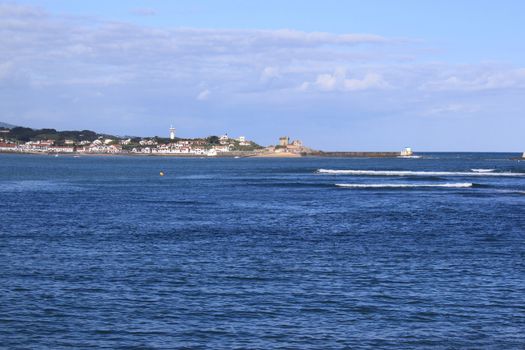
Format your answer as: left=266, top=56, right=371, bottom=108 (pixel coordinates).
left=318, top=169, right=524, bottom=177
left=335, top=183, right=474, bottom=188
left=471, top=169, right=495, bottom=173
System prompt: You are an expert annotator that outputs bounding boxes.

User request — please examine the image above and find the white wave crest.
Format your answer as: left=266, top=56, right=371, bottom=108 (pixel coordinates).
left=318, top=169, right=523, bottom=177
left=471, top=168, right=495, bottom=173
left=335, top=183, right=473, bottom=188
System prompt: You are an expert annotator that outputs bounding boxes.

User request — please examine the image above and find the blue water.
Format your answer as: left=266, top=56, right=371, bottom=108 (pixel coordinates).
left=1, top=153, right=524, bottom=349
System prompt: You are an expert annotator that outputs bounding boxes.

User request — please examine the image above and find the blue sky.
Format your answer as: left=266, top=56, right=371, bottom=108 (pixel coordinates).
left=1, top=1, right=525, bottom=150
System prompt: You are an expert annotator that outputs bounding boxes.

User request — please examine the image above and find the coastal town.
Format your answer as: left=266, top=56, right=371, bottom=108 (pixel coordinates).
left=0, top=122, right=441, bottom=158
left=0, top=122, right=449, bottom=158
left=0, top=124, right=315, bottom=157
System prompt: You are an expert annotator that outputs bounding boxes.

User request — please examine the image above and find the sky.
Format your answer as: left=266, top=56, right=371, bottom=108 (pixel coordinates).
left=1, top=1, right=524, bottom=151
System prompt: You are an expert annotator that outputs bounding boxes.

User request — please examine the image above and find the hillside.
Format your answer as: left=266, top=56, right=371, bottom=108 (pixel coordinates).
left=1, top=126, right=263, bottom=151
left=0, top=121, right=17, bottom=129
left=3, top=127, right=116, bottom=144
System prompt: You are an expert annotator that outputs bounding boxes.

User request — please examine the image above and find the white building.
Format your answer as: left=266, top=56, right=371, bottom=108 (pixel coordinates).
left=48, top=146, right=75, bottom=153
left=132, top=147, right=151, bottom=154
left=213, top=145, right=231, bottom=152
left=139, top=139, right=157, bottom=146
left=400, top=147, right=413, bottom=156
left=170, top=126, right=176, bottom=140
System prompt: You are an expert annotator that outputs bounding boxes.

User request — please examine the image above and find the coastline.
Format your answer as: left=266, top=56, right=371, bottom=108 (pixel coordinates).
left=2, top=150, right=523, bottom=159
left=251, top=152, right=301, bottom=158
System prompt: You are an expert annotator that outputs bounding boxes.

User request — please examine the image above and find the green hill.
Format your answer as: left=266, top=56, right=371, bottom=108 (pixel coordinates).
left=0, top=121, right=17, bottom=129
left=5, top=127, right=114, bottom=143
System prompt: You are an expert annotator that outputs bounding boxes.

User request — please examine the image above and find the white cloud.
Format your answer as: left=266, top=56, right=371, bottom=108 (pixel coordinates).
left=260, top=67, right=280, bottom=82
left=422, top=68, right=525, bottom=91
left=197, top=89, right=210, bottom=101
left=315, top=73, right=338, bottom=91
left=0, top=4, right=393, bottom=92
left=425, top=103, right=480, bottom=116
left=344, top=72, right=388, bottom=91
left=303, top=69, right=389, bottom=92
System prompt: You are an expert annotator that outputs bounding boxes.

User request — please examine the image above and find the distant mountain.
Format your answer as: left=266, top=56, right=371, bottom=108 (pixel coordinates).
left=0, top=121, right=17, bottom=129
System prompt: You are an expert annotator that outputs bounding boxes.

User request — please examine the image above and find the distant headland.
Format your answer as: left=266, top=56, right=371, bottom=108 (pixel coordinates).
left=0, top=123, right=419, bottom=158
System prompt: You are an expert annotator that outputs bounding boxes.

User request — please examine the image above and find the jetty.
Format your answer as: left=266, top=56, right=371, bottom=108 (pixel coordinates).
left=309, top=151, right=401, bottom=158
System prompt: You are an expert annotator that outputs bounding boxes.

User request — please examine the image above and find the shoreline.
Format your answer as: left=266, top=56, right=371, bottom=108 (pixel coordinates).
left=1, top=150, right=523, bottom=159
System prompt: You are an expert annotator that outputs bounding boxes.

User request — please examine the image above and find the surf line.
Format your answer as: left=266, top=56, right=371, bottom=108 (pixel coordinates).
left=335, top=183, right=474, bottom=188
left=318, top=169, right=524, bottom=177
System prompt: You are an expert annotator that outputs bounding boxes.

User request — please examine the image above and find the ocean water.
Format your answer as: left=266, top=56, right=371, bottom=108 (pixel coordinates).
left=1, top=153, right=524, bottom=349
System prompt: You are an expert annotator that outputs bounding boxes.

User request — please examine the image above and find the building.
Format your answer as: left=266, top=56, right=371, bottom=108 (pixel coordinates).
left=238, top=136, right=246, bottom=142
left=219, top=134, right=230, bottom=145
left=139, top=139, right=157, bottom=146
left=400, top=147, right=413, bottom=156
left=213, top=145, right=231, bottom=152
left=48, top=146, right=75, bottom=153
left=170, top=126, right=176, bottom=140
left=279, top=136, right=289, bottom=147
left=0, top=142, right=16, bottom=151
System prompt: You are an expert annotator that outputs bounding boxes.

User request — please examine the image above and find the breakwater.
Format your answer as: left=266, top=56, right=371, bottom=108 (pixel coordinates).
left=310, top=151, right=401, bottom=158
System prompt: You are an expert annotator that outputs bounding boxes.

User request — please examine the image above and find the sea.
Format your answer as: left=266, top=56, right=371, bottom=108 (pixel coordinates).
left=1, top=153, right=524, bottom=349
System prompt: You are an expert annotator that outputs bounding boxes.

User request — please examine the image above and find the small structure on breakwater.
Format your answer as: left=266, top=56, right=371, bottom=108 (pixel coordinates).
left=400, top=147, right=413, bottom=157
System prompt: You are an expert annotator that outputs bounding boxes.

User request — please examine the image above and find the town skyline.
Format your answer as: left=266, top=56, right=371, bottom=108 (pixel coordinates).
left=1, top=122, right=325, bottom=157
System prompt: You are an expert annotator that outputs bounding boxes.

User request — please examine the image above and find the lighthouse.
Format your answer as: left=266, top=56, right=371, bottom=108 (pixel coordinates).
left=169, top=126, right=176, bottom=141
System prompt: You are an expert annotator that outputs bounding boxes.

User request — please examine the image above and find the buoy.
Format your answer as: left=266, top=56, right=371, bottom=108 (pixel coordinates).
left=159, top=171, right=165, bottom=176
